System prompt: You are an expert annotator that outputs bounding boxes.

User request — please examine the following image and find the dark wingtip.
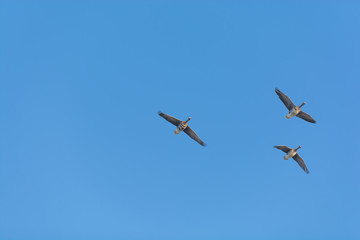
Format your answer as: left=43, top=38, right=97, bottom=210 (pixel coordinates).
left=158, top=111, right=163, bottom=115
left=308, top=118, right=316, bottom=124
left=275, top=88, right=282, bottom=95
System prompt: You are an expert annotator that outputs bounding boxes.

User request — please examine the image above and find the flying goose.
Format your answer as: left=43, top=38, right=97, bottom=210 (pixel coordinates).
left=274, top=145, right=309, bottom=174
left=275, top=88, right=316, bottom=123
left=158, top=111, right=206, bottom=146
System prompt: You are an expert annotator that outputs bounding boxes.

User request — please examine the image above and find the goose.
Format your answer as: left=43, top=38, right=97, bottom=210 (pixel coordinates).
left=274, top=145, right=309, bottom=173
left=275, top=88, right=316, bottom=123
left=158, top=111, right=206, bottom=146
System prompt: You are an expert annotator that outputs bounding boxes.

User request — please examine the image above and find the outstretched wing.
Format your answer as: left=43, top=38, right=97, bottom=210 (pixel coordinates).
left=158, top=112, right=181, bottom=126
left=274, top=145, right=292, bottom=153
left=292, top=154, right=310, bottom=174
left=296, top=111, right=316, bottom=124
left=184, top=126, right=206, bottom=146
left=275, top=88, right=295, bottom=110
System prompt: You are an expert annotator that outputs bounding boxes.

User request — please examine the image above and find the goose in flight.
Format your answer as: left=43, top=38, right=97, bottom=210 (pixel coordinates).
left=274, top=145, right=309, bottom=174
left=158, top=111, right=206, bottom=146
left=275, top=88, right=316, bottom=123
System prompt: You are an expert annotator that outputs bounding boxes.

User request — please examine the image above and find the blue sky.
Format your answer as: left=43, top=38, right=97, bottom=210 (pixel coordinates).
left=1, top=1, right=359, bottom=239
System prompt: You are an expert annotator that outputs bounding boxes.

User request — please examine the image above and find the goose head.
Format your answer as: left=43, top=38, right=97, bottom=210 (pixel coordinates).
left=185, top=117, right=191, bottom=123
left=299, top=102, right=306, bottom=108
left=295, top=146, right=302, bottom=151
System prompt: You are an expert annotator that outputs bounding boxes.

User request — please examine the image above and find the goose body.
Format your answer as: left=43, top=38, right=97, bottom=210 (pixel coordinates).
left=174, top=119, right=190, bottom=135
left=158, top=111, right=206, bottom=146
left=275, top=88, right=316, bottom=123
left=285, top=106, right=301, bottom=119
left=274, top=145, right=309, bottom=173
left=284, top=148, right=298, bottom=160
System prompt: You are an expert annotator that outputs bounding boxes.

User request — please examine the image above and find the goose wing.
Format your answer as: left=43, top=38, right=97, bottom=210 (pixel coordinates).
left=296, top=111, right=316, bottom=123
left=292, top=154, right=310, bottom=173
left=184, top=126, right=206, bottom=146
left=158, top=112, right=181, bottom=126
left=275, top=88, right=296, bottom=110
left=274, top=145, right=292, bottom=153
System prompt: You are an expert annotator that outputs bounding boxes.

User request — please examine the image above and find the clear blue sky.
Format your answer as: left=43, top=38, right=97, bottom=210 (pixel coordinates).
left=1, top=1, right=359, bottom=239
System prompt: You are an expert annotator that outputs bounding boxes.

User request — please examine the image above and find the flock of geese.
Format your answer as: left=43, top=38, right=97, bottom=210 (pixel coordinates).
left=159, top=88, right=316, bottom=174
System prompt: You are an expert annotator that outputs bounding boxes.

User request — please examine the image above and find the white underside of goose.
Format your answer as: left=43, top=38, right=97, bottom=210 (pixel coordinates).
left=285, top=107, right=300, bottom=119
left=284, top=150, right=297, bottom=160
left=174, top=122, right=188, bottom=135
